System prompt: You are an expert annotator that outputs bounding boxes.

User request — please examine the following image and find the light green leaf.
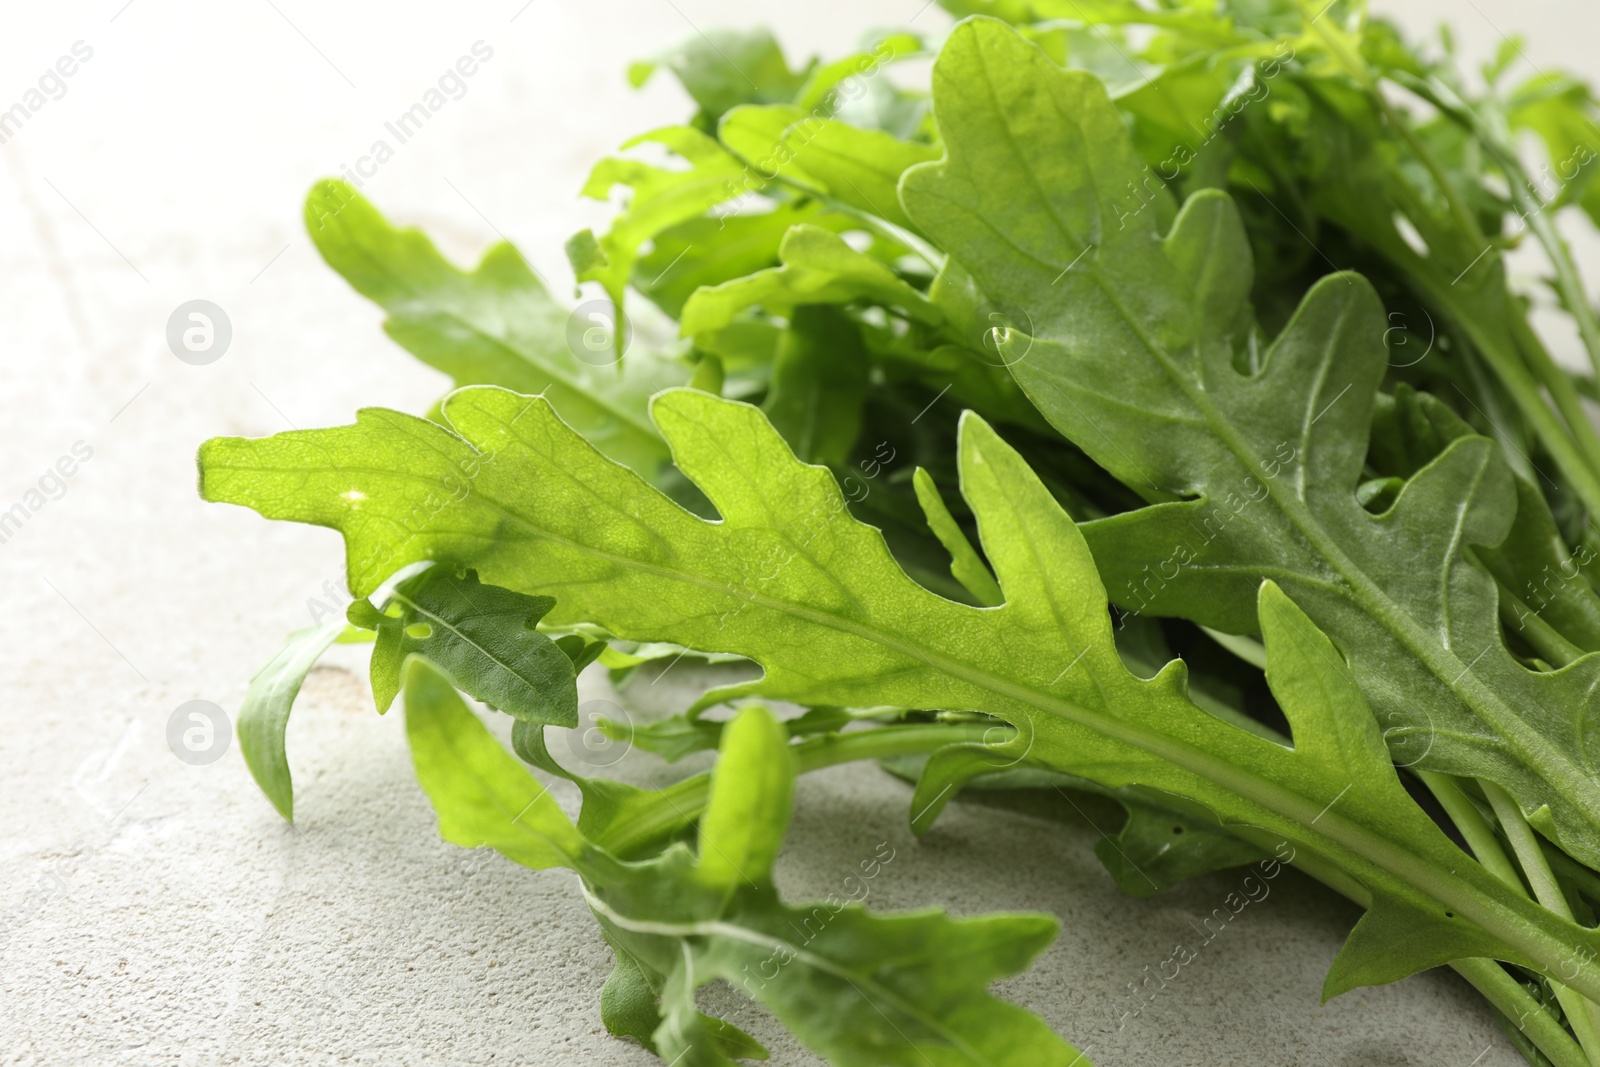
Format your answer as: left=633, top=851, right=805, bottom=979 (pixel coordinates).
left=598, top=937, right=771, bottom=1060
left=777, top=119, right=939, bottom=230
left=719, top=105, right=940, bottom=230
left=1509, top=73, right=1600, bottom=225
left=236, top=620, right=345, bottom=822
left=407, top=669, right=1081, bottom=1065
left=306, top=179, right=682, bottom=475
left=795, top=33, right=925, bottom=114
left=636, top=202, right=846, bottom=318
left=900, top=16, right=1600, bottom=872
left=199, top=384, right=1600, bottom=1000
left=912, top=466, right=1003, bottom=606
left=631, top=29, right=809, bottom=125
left=717, top=105, right=827, bottom=192
left=403, top=658, right=586, bottom=870
left=679, top=224, right=940, bottom=337
left=572, top=127, right=755, bottom=312
left=694, top=705, right=793, bottom=894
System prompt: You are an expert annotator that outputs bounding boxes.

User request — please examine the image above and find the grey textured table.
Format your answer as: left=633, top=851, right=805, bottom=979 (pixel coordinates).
left=1, top=1, right=1593, bottom=1063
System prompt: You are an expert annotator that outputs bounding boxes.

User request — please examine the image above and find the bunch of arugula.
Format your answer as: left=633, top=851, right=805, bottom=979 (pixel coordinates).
left=200, top=3, right=1600, bottom=1064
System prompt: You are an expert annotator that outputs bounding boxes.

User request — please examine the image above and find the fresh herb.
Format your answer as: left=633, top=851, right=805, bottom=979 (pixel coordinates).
left=202, top=4, right=1600, bottom=1065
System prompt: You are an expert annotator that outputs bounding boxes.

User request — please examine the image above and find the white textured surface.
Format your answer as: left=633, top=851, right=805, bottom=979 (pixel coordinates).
left=0, top=1, right=1593, bottom=1064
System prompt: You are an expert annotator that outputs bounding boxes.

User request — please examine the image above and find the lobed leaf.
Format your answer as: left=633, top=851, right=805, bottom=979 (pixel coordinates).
left=307, top=179, right=683, bottom=475
left=199, top=383, right=1600, bottom=1001
left=900, top=15, right=1600, bottom=872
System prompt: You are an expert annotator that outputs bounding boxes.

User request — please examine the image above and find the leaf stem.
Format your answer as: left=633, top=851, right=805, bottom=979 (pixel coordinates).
left=1294, top=4, right=1490, bottom=251
left=1489, top=573, right=1587, bottom=668
left=1453, top=957, right=1594, bottom=1067
left=592, top=722, right=998, bottom=857
left=1478, top=98, right=1600, bottom=384
left=1419, top=771, right=1523, bottom=888
left=1483, top=778, right=1600, bottom=1063
left=1511, top=310, right=1600, bottom=480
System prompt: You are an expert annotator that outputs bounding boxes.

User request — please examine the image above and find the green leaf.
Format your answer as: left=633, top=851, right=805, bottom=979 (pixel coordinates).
left=718, top=105, right=940, bottom=230
left=403, top=657, right=587, bottom=870
left=236, top=620, right=345, bottom=822
left=900, top=16, right=1600, bottom=872
left=406, top=669, right=1081, bottom=1065
left=572, top=127, right=754, bottom=312
left=912, top=466, right=1003, bottom=606
left=636, top=202, right=846, bottom=318
left=891, top=747, right=1265, bottom=897
left=762, top=306, right=869, bottom=466
left=794, top=32, right=926, bottom=114
left=1369, top=387, right=1600, bottom=657
left=1254, top=583, right=1511, bottom=998
left=598, top=938, right=771, bottom=1060
left=1087, top=785, right=1266, bottom=898
left=631, top=29, right=809, bottom=126
left=306, top=179, right=682, bottom=475
left=365, top=566, right=578, bottom=725
left=717, top=105, right=828, bottom=192
left=679, top=224, right=940, bottom=337
left=694, top=705, right=794, bottom=894
left=199, top=384, right=1600, bottom=1001
left=1509, top=73, right=1600, bottom=225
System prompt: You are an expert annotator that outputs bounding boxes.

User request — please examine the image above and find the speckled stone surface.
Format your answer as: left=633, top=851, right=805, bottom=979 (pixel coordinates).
left=1, top=1, right=1593, bottom=1064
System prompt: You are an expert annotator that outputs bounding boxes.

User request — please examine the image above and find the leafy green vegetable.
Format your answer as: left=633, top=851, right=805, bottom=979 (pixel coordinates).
left=629, top=28, right=810, bottom=129
left=198, top=385, right=1600, bottom=1004
left=900, top=16, right=1600, bottom=871
left=679, top=223, right=939, bottom=337
left=361, top=566, right=577, bottom=723
left=568, top=127, right=753, bottom=317
left=308, top=179, right=684, bottom=475
left=236, top=620, right=346, bottom=821
left=204, top=6, right=1600, bottom=1065
left=404, top=659, right=1081, bottom=1065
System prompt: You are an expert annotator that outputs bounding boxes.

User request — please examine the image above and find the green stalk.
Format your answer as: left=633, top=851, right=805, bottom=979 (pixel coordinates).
left=1478, top=101, right=1600, bottom=385
left=1303, top=39, right=1600, bottom=509
left=1454, top=957, right=1593, bottom=1067
left=1293, top=3, right=1490, bottom=252
left=1412, top=276, right=1600, bottom=517
left=1323, top=169, right=1600, bottom=512
left=1511, top=310, right=1600, bottom=479
left=592, top=722, right=998, bottom=857
left=1483, top=779, right=1600, bottom=1063
left=1420, top=771, right=1524, bottom=887
left=1496, top=582, right=1586, bottom=668
left=1365, top=770, right=1592, bottom=1065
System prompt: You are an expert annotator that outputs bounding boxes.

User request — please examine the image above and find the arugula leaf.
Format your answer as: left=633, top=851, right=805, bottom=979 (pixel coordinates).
left=718, top=105, right=940, bottom=231
left=307, top=179, right=683, bottom=475
left=404, top=659, right=1081, bottom=1064
left=761, top=306, right=869, bottom=466
left=635, top=202, right=846, bottom=318
left=1369, top=387, right=1600, bottom=659
left=912, top=465, right=1003, bottom=606
left=361, top=566, right=578, bottom=724
left=198, top=384, right=1600, bottom=1001
left=678, top=223, right=939, bottom=337
left=1508, top=73, right=1600, bottom=227
left=899, top=16, right=1600, bottom=872
left=882, top=750, right=1268, bottom=897
left=630, top=28, right=810, bottom=128
left=569, top=127, right=754, bottom=314
left=236, top=620, right=346, bottom=821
